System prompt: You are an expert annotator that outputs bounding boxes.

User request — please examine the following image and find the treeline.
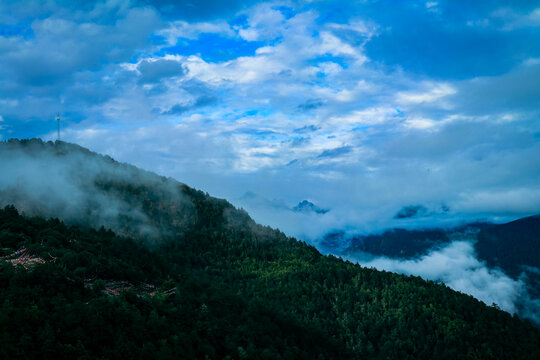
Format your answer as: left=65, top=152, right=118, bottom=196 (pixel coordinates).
left=0, top=205, right=343, bottom=359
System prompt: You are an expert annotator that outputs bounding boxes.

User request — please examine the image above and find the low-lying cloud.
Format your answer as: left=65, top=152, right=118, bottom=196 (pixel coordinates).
left=343, top=240, right=540, bottom=324
left=0, top=140, right=193, bottom=240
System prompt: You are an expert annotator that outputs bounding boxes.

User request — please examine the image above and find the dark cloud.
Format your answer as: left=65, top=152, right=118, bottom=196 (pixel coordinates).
left=383, top=120, right=537, bottom=161
left=294, top=125, right=320, bottom=133
left=290, top=137, right=309, bottom=147
left=317, top=145, right=353, bottom=158
left=394, top=205, right=428, bottom=219
left=237, top=128, right=280, bottom=138
left=163, top=95, right=217, bottom=115
left=0, top=7, right=161, bottom=88
left=452, top=63, right=540, bottom=114
left=137, top=59, right=184, bottom=83
left=0, top=2, right=162, bottom=131
left=140, top=0, right=260, bottom=20
left=297, top=98, right=323, bottom=111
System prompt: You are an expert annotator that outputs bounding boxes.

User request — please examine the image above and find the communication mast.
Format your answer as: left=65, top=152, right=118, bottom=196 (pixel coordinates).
left=55, top=113, right=60, bottom=140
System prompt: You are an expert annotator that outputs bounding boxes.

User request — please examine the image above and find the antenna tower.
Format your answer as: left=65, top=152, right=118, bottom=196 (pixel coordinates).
left=56, top=113, right=60, bottom=140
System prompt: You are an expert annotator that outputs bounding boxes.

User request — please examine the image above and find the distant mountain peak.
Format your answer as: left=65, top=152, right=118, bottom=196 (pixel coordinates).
left=394, top=205, right=428, bottom=219
left=293, top=200, right=329, bottom=214
left=394, top=203, right=450, bottom=219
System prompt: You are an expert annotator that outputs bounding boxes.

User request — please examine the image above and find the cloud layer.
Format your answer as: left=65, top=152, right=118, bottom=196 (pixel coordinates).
left=344, top=239, right=540, bottom=324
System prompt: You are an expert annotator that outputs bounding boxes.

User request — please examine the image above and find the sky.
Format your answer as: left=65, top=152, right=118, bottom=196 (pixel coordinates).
left=1, top=0, right=540, bottom=240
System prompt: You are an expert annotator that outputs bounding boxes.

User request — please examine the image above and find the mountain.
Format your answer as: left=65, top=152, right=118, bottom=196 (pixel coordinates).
left=0, top=205, right=347, bottom=359
left=326, top=222, right=493, bottom=259
left=328, top=216, right=540, bottom=299
left=476, top=214, right=540, bottom=277
left=322, top=218, right=540, bottom=326
left=393, top=205, right=429, bottom=219
left=476, top=215, right=540, bottom=299
left=1, top=139, right=540, bottom=359
left=332, top=228, right=450, bottom=258
left=393, top=204, right=451, bottom=219
left=292, top=200, right=329, bottom=214
left=0, top=138, right=262, bottom=243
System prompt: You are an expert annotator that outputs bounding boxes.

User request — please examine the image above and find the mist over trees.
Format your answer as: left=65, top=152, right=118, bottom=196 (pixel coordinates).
left=0, top=139, right=195, bottom=240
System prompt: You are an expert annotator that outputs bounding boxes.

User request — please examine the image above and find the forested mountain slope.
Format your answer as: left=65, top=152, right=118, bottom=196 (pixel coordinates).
left=476, top=215, right=540, bottom=277
left=476, top=215, right=540, bottom=300
left=2, top=206, right=540, bottom=359
left=1, top=139, right=540, bottom=359
left=0, top=138, right=263, bottom=242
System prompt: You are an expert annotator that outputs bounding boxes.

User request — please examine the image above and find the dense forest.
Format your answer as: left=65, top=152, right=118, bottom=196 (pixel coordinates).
left=1, top=139, right=540, bottom=359
left=1, top=207, right=540, bottom=359
left=327, top=216, right=540, bottom=304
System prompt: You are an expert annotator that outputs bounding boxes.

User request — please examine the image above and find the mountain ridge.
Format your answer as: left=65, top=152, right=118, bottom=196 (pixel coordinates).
left=1, top=138, right=540, bottom=359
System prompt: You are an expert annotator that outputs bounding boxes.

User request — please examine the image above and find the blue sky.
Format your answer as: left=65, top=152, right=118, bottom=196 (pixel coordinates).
left=1, top=0, right=540, bottom=239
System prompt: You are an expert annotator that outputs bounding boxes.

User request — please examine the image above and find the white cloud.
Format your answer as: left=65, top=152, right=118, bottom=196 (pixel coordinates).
left=396, top=83, right=456, bottom=105
left=494, top=7, right=540, bottom=30
left=403, top=117, right=438, bottom=130
left=159, top=20, right=234, bottom=43
left=471, top=7, right=540, bottom=31
left=317, top=61, right=344, bottom=75
left=327, top=19, right=377, bottom=38
left=347, top=240, right=529, bottom=314
left=456, top=188, right=540, bottom=215
left=425, top=1, right=439, bottom=13
left=329, top=107, right=399, bottom=125
left=180, top=53, right=287, bottom=84
left=0, top=2, right=162, bottom=122
left=319, top=31, right=367, bottom=63
left=523, top=57, right=540, bottom=66
left=236, top=3, right=287, bottom=41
